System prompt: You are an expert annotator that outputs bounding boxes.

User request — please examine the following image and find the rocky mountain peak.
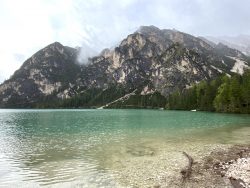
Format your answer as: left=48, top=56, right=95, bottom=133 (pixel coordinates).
left=43, top=42, right=65, bottom=54
left=137, top=25, right=162, bottom=35
left=136, top=26, right=214, bottom=54
left=47, top=41, right=63, bottom=48
left=122, top=33, right=146, bottom=46
left=0, top=26, right=249, bottom=108
left=0, top=42, right=80, bottom=107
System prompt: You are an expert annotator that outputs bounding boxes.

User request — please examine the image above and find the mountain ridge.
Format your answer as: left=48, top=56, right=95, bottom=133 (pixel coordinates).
left=205, top=35, right=250, bottom=56
left=0, top=26, right=249, bottom=108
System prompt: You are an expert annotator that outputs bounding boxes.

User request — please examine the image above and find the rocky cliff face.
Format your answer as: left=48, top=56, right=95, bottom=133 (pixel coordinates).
left=0, top=26, right=249, bottom=108
left=0, top=42, right=79, bottom=107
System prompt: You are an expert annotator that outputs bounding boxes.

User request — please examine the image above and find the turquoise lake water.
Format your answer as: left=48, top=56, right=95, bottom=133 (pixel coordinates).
left=0, top=109, right=249, bottom=187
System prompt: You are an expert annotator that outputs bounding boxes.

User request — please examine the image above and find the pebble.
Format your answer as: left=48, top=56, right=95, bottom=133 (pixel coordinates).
left=224, top=157, right=250, bottom=186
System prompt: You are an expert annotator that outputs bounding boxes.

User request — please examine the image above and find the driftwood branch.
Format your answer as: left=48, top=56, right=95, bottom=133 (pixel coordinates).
left=229, top=177, right=246, bottom=188
left=181, top=152, right=194, bottom=181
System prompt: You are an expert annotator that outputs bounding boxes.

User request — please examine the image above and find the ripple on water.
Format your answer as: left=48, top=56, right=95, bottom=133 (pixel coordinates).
left=0, top=109, right=250, bottom=187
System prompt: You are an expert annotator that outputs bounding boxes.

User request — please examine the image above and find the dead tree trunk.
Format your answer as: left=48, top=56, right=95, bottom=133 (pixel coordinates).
left=181, top=151, right=194, bottom=181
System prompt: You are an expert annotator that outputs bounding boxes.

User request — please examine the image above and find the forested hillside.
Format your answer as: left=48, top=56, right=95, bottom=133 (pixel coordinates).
left=166, top=70, right=250, bottom=113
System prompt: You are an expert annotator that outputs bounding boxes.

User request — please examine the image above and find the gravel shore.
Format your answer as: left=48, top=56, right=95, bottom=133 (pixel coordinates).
left=187, top=144, right=250, bottom=188
left=101, top=143, right=250, bottom=187
left=225, top=157, right=250, bottom=187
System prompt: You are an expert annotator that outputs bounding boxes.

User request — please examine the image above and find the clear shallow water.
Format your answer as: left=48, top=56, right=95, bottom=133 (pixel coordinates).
left=0, top=109, right=249, bottom=187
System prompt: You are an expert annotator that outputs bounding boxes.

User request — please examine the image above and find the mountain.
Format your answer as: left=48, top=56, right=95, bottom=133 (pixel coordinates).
left=0, top=26, right=249, bottom=108
left=205, top=35, right=250, bottom=56
left=0, top=42, right=80, bottom=107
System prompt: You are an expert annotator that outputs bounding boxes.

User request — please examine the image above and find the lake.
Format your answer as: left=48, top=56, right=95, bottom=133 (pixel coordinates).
left=0, top=109, right=249, bottom=187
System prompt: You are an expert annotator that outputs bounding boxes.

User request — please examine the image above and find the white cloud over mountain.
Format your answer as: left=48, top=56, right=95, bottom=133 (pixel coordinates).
left=0, top=0, right=250, bottom=83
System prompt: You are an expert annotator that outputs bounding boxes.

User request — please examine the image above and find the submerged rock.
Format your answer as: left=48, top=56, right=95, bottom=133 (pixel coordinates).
left=126, top=145, right=155, bottom=157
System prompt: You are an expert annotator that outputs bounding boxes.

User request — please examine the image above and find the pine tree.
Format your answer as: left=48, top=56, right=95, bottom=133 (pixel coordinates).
left=213, top=76, right=230, bottom=112
left=229, top=74, right=241, bottom=112
left=241, top=70, right=250, bottom=113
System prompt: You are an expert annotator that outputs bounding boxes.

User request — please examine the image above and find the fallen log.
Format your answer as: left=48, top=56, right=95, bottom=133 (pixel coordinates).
left=229, top=177, right=246, bottom=188
left=181, top=152, right=194, bottom=181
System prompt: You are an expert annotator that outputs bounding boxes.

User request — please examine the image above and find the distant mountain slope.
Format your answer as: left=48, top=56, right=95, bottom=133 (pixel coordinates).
left=205, top=35, right=250, bottom=56
left=0, top=26, right=249, bottom=108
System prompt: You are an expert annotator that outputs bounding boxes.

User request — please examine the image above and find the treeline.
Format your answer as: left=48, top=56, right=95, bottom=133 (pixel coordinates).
left=35, top=85, right=166, bottom=109
left=35, top=85, right=127, bottom=108
left=34, top=70, right=250, bottom=113
left=166, top=70, right=250, bottom=113
left=108, top=92, right=166, bottom=109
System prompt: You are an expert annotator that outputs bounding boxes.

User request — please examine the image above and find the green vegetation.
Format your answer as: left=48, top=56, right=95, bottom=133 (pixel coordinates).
left=11, top=70, right=250, bottom=114
left=108, top=92, right=166, bottom=109
left=35, top=85, right=126, bottom=108
left=35, top=85, right=166, bottom=109
left=166, top=70, right=250, bottom=113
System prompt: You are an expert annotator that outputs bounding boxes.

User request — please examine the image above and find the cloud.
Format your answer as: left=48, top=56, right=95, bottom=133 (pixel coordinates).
left=0, top=0, right=250, bottom=83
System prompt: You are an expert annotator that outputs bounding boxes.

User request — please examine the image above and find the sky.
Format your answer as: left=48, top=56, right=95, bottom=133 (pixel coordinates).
left=0, top=0, right=250, bottom=83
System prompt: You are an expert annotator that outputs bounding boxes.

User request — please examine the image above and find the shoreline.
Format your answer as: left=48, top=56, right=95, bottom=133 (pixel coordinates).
left=155, top=144, right=250, bottom=187
left=103, top=142, right=250, bottom=187
left=182, top=144, right=250, bottom=188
